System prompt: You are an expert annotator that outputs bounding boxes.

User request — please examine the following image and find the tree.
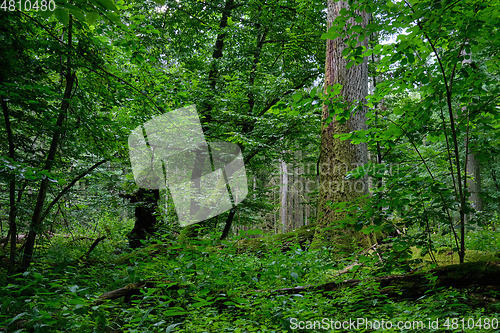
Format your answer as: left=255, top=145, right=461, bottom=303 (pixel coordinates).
left=124, top=0, right=326, bottom=239
left=346, top=0, right=500, bottom=264
left=0, top=3, right=131, bottom=271
left=312, top=0, right=370, bottom=250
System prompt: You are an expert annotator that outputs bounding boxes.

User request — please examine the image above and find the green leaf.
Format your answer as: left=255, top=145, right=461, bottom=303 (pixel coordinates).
left=69, top=9, right=86, bottom=22
left=38, top=8, right=55, bottom=19
left=393, top=107, right=404, bottom=115
left=163, top=307, right=189, bottom=316
left=292, top=91, right=302, bottom=102
left=351, top=25, right=363, bottom=33
left=54, top=8, right=69, bottom=26
left=321, top=29, right=340, bottom=40
left=7, top=312, right=29, bottom=328
left=153, top=0, right=165, bottom=5
left=309, top=87, right=317, bottom=98
left=321, top=31, right=340, bottom=40
left=387, top=123, right=403, bottom=137
left=406, top=53, right=415, bottom=64
left=166, top=323, right=183, bottom=333
left=94, top=0, right=118, bottom=11
left=107, top=12, right=120, bottom=23
left=346, top=60, right=355, bottom=69
left=86, top=11, right=100, bottom=24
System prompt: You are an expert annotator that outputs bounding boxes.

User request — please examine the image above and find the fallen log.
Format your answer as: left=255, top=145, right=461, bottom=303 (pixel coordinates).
left=95, top=281, right=150, bottom=305
left=95, top=281, right=179, bottom=305
left=268, top=261, right=500, bottom=300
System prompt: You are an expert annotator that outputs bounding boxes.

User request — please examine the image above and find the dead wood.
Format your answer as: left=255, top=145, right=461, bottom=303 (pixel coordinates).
left=95, top=281, right=149, bottom=305
left=95, top=281, right=178, bottom=305
left=267, top=261, right=500, bottom=300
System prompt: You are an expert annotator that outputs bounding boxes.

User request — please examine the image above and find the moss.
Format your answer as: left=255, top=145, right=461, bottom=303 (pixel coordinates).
left=234, top=224, right=316, bottom=253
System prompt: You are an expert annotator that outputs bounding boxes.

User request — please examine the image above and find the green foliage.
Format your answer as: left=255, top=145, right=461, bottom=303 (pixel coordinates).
left=1, top=229, right=498, bottom=331
left=318, top=0, right=500, bottom=264
left=1, top=0, right=499, bottom=331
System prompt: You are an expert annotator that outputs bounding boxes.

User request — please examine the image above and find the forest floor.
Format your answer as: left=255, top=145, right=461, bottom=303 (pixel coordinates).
left=0, top=226, right=499, bottom=332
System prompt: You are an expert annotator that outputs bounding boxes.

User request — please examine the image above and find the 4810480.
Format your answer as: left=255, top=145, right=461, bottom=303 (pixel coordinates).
left=1, top=0, right=56, bottom=11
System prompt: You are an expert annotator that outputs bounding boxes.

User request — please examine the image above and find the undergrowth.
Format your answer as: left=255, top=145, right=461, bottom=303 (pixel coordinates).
left=0, top=223, right=499, bottom=332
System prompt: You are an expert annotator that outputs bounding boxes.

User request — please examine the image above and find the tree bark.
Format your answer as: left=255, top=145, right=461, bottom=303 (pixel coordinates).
left=466, top=151, right=483, bottom=211
left=280, top=156, right=288, bottom=233
left=313, top=0, right=369, bottom=249
left=201, top=0, right=235, bottom=126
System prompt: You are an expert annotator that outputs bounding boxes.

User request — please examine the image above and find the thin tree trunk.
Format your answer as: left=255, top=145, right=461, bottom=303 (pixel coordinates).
left=21, top=16, right=76, bottom=271
left=1, top=99, right=18, bottom=274
left=220, top=208, right=236, bottom=240
left=280, top=157, right=288, bottom=233
left=202, top=0, right=235, bottom=126
left=313, top=0, right=369, bottom=249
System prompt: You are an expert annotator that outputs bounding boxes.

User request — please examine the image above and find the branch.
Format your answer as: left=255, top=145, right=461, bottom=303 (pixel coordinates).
left=80, top=236, right=106, bottom=261
left=20, top=9, right=164, bottom=114
left=175, top=6, right=210, bottom=26
left=257, top=72, right=320, bottom=117
left=243, top=120, right=302, bottom=164
left=40, top=157, right=111, bottom=223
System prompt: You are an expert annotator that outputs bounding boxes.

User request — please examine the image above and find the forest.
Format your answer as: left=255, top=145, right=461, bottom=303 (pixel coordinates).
left=0, top=0, right=499, bottom=331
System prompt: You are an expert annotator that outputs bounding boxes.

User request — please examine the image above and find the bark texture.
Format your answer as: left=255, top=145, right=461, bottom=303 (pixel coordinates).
left=313, top=0, right=369, bottom=249
left=280, top=157, right=289, bottom=233
left=466, top=152, right=483, bottom=211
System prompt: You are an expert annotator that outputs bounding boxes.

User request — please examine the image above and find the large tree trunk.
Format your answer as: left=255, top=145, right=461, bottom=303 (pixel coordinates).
left=462, top=50, right=483, bottom=213
left=466, top=151, right=483, bottom=211
left=312, top=0, right=369, bottom=250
